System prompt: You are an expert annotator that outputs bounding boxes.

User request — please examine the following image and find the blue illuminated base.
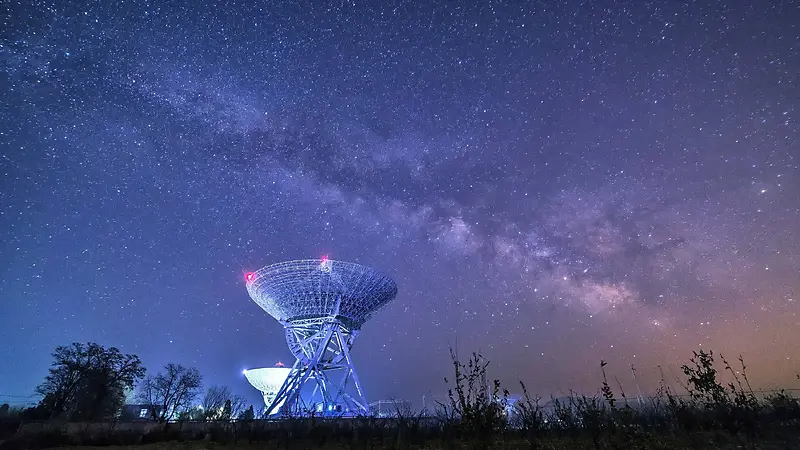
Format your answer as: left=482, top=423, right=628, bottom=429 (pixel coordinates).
left=264, top=317, right=369, bottom=418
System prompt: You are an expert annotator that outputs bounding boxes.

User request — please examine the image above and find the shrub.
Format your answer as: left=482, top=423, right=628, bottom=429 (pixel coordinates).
left=442, top=349, right=509, bottom=448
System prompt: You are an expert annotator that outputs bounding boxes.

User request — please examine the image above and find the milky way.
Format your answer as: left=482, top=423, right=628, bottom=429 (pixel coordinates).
left=1, top=1, right=799, bottom=407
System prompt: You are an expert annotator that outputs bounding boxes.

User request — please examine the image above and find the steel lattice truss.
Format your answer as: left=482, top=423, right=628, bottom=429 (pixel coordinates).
left=244, top=259, right=398, bottom=417
left=246, top=259, right=398, bottom=330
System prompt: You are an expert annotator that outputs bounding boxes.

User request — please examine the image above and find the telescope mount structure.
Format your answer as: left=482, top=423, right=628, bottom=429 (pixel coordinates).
left=244, top=258, right=397, bottom=417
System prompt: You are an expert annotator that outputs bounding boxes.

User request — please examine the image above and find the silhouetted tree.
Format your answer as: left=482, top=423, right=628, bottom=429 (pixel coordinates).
left=176, top=406, right=204, bottom=421
left=239, top=405, right=255, bottom=421
left=201, top=385, right=247, bottom=421
left=201, top=385, right=229, bottom=419
left=34, top=342, right=145, bottom=421
left=136, top=363, right=202, bottom=423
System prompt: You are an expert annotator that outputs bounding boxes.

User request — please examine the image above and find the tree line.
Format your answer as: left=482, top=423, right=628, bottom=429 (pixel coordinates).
left=17, top=342, right=256, bottom=423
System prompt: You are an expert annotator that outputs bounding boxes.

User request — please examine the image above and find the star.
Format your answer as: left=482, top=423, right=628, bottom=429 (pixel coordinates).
left=1, top=0, right=798, bottom=409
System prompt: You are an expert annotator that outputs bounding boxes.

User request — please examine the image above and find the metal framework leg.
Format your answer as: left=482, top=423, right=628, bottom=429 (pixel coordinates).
left=264, top=319, right=370, bottom=417
left=337, top=328, right=368, bottom=409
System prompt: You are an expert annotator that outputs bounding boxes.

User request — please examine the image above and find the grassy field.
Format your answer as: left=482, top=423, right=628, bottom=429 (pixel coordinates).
left=4, top=417, right=799, bottom=450
left=3, top=350, right=799, bottom=450
left=37, top=434, right=800, bottom=450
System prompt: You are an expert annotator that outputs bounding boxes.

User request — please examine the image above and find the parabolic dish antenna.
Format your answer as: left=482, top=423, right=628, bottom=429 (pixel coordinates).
left=242, top=367, right=292, bottom=415
left=244, top=259, right=398, bottom=416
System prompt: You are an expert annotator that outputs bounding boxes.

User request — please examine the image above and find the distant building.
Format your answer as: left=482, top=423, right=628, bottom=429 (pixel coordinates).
left=119, top=404, right=162, bottom=421
left=369, top=400, right=412, bottom=418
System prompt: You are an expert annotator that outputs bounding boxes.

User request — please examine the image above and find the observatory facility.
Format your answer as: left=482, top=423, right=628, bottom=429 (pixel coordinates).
left=244, top=258, right=398, bottom=417
left=369, top=399, right=413, bottom=418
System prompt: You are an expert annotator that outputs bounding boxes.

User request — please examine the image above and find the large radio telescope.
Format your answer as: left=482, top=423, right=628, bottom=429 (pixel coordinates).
left=245, top=258, right=398, bottom=416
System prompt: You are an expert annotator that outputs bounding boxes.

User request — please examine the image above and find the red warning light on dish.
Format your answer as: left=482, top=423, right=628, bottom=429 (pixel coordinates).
left=244, top=272, right=256, bottom=283
left=320, top=255, right=329, bottom=263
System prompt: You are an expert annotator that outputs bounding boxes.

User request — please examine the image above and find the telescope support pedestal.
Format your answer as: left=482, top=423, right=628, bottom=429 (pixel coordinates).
left=265, top=318, right=368, bottom=417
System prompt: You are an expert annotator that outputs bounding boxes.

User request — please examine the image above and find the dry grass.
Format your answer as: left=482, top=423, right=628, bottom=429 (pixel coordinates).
left=2, top=349, right=799, bottom=450
left=41, top=434, right=800, bottom=450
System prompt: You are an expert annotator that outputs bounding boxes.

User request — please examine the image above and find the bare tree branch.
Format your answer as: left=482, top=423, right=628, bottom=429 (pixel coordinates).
left=136, top=364, right=202, bottom=423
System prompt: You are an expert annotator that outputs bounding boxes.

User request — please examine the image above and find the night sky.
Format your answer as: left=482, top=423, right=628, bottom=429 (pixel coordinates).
left=2, top=0, right=799, bottom=408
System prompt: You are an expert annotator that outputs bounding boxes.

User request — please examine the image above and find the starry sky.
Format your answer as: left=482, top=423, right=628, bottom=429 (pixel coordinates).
left=1, top=0, right=799, bottom=408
